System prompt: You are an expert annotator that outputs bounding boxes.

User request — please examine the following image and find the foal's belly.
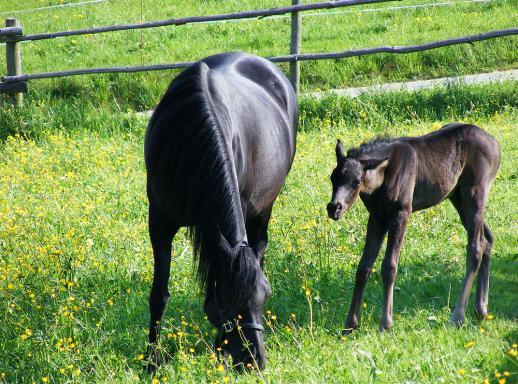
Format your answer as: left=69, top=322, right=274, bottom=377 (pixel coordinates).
left=411, top=177, right=458, bottom=212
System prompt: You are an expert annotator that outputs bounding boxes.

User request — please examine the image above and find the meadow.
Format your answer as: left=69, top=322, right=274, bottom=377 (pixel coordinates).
left=0, top=1, right=517, bottom=383
left=0, top=88, right=517, bottom=382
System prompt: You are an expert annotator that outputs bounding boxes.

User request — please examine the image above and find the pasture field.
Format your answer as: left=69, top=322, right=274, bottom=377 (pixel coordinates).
left=0, top=85, right=517, bottom=382
left=0, top=0, right=517, bottom=109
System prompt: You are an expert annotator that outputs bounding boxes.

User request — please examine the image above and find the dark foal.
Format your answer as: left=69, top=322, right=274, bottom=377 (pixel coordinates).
left=327, top=123, right=500, bottom=332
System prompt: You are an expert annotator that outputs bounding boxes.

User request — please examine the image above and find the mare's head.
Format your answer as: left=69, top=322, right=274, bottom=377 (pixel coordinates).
left=327, top=140, right=388, bottom=220
left=203, top=234, right=271, bottom=370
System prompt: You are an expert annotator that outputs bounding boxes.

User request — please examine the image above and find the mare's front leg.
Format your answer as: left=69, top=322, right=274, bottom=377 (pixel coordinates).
left=146, top=202, right=179, bottom=372
left=380, top=208, right=410, bottom=331
left=344, top=215, right=387, bottom=334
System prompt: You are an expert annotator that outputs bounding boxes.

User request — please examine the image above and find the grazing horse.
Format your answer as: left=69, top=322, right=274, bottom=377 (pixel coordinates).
left=144, top=52, right=297, bottom=370
left=327, top=123, right=500, bottom=332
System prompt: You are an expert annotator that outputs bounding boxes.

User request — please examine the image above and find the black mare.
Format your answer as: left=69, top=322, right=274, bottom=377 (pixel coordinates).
left=144, top=53, right=297, bottom=370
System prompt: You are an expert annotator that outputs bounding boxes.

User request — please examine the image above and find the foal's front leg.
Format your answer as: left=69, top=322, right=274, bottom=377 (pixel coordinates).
left=344, top=215, right=387, bottom=333
left=380, top=209, right=410, bottom=331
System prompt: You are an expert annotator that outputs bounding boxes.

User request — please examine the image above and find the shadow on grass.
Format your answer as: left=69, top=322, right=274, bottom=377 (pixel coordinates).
left=266, top=247, right=517, bottom=331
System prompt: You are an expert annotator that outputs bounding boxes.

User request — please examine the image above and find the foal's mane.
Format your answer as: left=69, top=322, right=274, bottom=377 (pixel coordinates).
left=346, top=136, right=395, bottom=159
left=147, top=61, right=259, bottom=308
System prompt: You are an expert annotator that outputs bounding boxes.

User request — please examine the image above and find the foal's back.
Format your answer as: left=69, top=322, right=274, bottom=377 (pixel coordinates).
left=401, top=124, right=500, bottom=211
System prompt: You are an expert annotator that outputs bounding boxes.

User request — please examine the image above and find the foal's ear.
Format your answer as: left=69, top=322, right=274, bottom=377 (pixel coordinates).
left=360, top=158, right=389, bottom=193
left=335, top=139, right=346, bottom=161
left=360, top=158, right=389, bottom=171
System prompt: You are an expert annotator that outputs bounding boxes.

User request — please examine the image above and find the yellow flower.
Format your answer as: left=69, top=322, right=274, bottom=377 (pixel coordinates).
left=42, top=377, right=49, bottom=383
left=487, top=313, right=494, bottom=320
left=508, top=348, right=517, bottom=357
left=464, top=341, right=475, bottom=349
left=271, top=315, right=277, bottom=320
left=106, top=299, right=113, bottom=306
left=483, top=380, right=489, bottom=384
left=458, top=368, right=465, bottom=375
left=503, top=372, right=510, bottom=377
left=152, top=379, right=159, bottom=384
left=136, top=354, right=144, bottom=361
left=216, top=364, right=225, bottom=372
left=495, top=372, right=501, bottom=378
left=59, top=368, right=65, bottom=374
left=223, top=377, right=230, bottom=383
left=189, top=348, right=195, bottom=353
left=498, top=379, right=506, bottom=384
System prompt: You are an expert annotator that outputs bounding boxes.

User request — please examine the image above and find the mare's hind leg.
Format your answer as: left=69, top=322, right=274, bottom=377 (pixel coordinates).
left=449, top=187, right=487, bottom=325
left=146, top=202, right=178, bottom=371
left=475, top=223, right=492, bottom=319
left=246, top=205, right=273, bottom=268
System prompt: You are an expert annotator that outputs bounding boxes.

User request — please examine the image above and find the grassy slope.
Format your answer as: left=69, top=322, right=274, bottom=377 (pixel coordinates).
left=0, top=0, right=517, bottom=108
left=0, top=104, right=516, bottom=383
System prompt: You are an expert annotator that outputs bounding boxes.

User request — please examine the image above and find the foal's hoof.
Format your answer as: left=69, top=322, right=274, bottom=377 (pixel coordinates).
left=475, top=307, right=488, bottom=321
left=449, top=313, right=465, bottom=327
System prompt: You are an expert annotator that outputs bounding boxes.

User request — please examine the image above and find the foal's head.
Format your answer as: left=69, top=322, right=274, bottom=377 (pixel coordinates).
left=204, top=234, right=271, bottom=369
left=327, top=140, right=389, bottom=220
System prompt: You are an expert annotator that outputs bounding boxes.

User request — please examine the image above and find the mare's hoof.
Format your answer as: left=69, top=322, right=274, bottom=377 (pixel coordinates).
left=379, top=318, right=393, bottom=332
left=340, top=327, right=356, bottom=338
left=145, top=346, right=163, bottom=374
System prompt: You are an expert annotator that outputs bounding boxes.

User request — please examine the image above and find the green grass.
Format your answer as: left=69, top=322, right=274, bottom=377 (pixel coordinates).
left=0, top=95, right=516, bottom=383
left=1, top=0, right=517, bottom=109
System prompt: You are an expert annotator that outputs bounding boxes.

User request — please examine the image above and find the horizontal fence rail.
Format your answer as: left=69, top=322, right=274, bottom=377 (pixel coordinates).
left=12, top=0, right=400, bottom=42
left=2, top=28, right=517, bottom=83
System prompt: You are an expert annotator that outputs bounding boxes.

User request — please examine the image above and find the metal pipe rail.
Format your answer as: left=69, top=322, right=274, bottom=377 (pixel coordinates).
left=2, top=28, right=517, bottom=83
left=13, top=0, right=400, bottom=42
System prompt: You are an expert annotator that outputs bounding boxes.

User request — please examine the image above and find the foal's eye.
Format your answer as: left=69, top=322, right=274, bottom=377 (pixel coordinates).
left=353, top=179, right=362, bottom=186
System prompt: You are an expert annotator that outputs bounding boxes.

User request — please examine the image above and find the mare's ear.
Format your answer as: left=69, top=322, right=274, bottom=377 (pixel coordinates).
left=335, top=139, right=346, bottom=161
left=360, top=158, right=389, bottom=193
left=218, top=230, right=235, bottom=256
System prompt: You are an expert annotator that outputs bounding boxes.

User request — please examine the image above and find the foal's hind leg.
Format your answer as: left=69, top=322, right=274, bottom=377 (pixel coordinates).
left=475, top=223, right=492, bottom=320
left=146, top=202, right=178, bottom=371
left=449, top=187, right=487, bottom=325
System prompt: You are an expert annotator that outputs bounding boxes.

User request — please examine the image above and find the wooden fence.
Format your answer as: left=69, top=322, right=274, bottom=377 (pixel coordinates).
left=0, top=0, right=517, bottom=106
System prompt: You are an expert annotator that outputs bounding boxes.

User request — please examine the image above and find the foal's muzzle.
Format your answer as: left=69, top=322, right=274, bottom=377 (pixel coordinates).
left=327, top=201, right=343, bottom=220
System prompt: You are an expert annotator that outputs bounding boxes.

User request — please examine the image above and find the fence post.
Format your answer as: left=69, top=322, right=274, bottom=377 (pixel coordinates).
left=290, top=0, right=302, bottom=95
left=5, top=18, right=23, bottom=107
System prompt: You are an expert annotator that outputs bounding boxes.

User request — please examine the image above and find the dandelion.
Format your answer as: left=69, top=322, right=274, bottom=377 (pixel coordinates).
left=152, top=379, right=159, bottom=384
left=508, top=348, right=517, bottom=357
left=59, top=368, right=65, bottom=374
left=498, top=379, right=506, bottom=384
left=483, top=379, right=490, bottom=384
left=216, top=364, right=225, bottom=372
left=458, top=368, right=465, bottom=375
left=189, top=347, right=195, bottom=353
left=271, top=315, right=277, bottom=321
left=223, top=377, right=230, bottom=383
left=136, top=354, right=144, bottom=361
left=107, top=299, right=113, bottom=306
left=487, top=313, right=494, bottom=320
left=503, top=372, right=510, bottom=376
left=479, top=327, right=485, bottom=334
left=42, top=377, right=49, bottom=383
left=464, top=341, right=475, bottom=349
